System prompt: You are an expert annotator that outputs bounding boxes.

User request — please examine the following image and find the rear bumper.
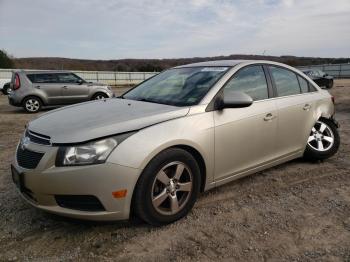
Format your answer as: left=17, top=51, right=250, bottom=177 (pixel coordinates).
left=8, top=96, right=21, bottom=106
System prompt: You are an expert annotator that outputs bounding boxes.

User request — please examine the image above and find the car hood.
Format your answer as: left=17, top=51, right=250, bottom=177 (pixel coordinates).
left=28, top=99, right=190, bottom=144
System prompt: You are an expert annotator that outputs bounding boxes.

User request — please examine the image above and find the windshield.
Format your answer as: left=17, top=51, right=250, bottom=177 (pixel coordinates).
left=123, top=67, right=229, bottom=106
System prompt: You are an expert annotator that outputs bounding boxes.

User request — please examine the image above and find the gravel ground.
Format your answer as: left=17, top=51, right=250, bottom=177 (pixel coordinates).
left=0, top=81, right=349, bottom=261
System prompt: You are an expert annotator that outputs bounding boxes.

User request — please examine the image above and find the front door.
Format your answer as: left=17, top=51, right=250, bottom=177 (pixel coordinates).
left=214, top=65, right=278, bottom=181
left=57, top=73, right=90, bottom=104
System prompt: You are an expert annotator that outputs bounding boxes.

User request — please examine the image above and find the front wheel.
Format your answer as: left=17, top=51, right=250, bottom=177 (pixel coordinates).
left=92, top=92, right=108, bottom=100
left=303, top=118, right=340, bottom=161
left=133, top=148, right=201, bottom=226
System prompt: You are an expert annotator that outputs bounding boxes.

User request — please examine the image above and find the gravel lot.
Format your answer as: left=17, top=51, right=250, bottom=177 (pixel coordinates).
left=0, top=81, right=349, bottom=261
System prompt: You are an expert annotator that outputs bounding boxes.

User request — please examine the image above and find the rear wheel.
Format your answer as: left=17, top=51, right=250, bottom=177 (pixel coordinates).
left=23, top=96, right=42, bottom=113
left=92, top=92, right=108, bottom=100
left=304, top=118, right=340, bottom=161
left=133, top=148, right=201, bottom=226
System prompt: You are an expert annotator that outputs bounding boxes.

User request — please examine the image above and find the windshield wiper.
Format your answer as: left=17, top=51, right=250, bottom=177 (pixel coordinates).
left=130, top=97, right=165, bottom=105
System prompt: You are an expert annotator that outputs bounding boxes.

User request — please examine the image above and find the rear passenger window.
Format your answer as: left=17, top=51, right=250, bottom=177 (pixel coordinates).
left=297, top=76, right=309, bottom=93
left=269, top=66, right=301, bottom=96
left=224, top=65, right=269, bottom=101
left=27, top=74, right=58, bottom=83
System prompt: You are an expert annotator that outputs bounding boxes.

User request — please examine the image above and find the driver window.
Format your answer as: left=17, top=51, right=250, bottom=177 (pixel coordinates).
left=223, top=65, right=269, bottom=101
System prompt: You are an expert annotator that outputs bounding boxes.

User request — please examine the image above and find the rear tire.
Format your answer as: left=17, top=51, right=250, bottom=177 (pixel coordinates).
left=92, top=92, right=108, bottom=100
left=303, top=118, right=340, bottom=161
left=133, top=148, right=201, bottom=226
left=23, top=96, right=42, bottom=113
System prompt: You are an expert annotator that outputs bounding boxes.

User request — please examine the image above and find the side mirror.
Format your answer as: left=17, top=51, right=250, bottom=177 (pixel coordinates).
left=215, top=90, right=253, bottom=110
left=77, top=79, right=84, bottom=85
left=323, top=73, right=328, bottom=77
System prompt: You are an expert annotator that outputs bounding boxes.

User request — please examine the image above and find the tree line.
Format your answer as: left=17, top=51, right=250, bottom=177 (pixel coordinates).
left=1, top=49, right=349, bottom=71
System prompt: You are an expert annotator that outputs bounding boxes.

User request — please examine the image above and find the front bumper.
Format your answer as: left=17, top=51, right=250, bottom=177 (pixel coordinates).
left=11, top=141, right=141, bottom=221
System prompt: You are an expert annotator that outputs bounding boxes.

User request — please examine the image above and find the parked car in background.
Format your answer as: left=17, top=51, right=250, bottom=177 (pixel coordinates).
left=11, top=60, right=340, bottom=226
left=8, top=70, right=114, bottom=113
left=302, top=69, right=334, bottom=89
left=0, top=78, right=11, bottom=95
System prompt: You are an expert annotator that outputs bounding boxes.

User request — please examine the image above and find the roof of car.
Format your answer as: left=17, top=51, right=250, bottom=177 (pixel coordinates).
left=176, top=60, right=250, bottom=68
left=14, top=69, right=72, bottom=74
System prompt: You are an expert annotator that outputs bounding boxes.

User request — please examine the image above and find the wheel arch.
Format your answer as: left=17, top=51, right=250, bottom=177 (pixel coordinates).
left=314, top=98, right=338, bottom=128
left=318, top=115, right=339, bottom=128
left=90, top=90, right=109, bottom=99
left=21, top=94, right=45, bottom=106
left=171, top=145, right=207, bottom=192
left=132, top=144, right=208, bottom=194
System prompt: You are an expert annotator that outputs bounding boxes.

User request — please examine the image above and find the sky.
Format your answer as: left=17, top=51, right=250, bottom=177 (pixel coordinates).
left=0, top=0, right=349, bottom=59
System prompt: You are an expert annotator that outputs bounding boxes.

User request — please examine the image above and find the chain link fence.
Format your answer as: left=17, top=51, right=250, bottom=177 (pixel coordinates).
left=0, top=69, right=158, bottom=86
left=297, top=63, right=350, bottom=78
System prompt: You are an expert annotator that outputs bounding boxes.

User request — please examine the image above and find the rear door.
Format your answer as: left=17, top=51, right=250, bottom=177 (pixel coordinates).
left=214, top=65, right=278, bottom=181
left=268, top=66, right=316, bottom=157
left=57, top=73, right=90, bottom=104
left=27, top=73, right=62, bottom=104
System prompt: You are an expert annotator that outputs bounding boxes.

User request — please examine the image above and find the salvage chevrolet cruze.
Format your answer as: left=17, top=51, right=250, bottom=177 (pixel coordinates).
left=11, top=60, right=340, bottom=225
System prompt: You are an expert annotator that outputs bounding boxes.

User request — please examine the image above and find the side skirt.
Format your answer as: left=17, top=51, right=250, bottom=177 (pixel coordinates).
left=205, top=151, right=303, bottom=190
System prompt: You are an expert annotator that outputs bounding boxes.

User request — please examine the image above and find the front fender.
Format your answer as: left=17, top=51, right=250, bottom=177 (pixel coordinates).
left=107, top=112, right=215, bottom=187
left=89, top=87, right=113, bottom=99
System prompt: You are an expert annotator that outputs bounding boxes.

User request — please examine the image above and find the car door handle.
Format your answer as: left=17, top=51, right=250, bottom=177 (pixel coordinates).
left=303, top=104, right=312, bottom=111
left=264, top=113, right=276, bottom=121
left=34, top=85, right=40, bottom=89
left=62, top=86, right=68, bottom=89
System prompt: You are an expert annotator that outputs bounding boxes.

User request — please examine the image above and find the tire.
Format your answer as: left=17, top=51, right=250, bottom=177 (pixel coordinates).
left=22, top=96, right=42, bottom=113
left=133, top=148, right=201, bottom=226
left=303, top=118, right=340, bottom=161
left=92, top=92, right=108, bottom=100
left=327, top=80, right=334, bottom=89
left=2, top=83, right=10, bottom=95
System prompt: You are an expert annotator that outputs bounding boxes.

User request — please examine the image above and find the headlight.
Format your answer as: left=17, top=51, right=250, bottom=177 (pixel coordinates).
left=56, top=132, right=135, bottom=166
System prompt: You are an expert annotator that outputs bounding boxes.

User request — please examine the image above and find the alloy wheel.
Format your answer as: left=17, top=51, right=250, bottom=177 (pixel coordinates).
left=25, top=99, right=40, bottom=112
left=151, top=161, right=193, bottom=215
left=95, top=94, right=106, bottom=100
left=307, top=121, right=334, bottom=152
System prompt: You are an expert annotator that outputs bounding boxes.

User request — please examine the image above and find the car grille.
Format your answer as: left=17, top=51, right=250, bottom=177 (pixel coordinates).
left=26, top=130, right=51, bottom=145
left=16, top=147, right=44, bottom=169
left=55, top=195, right=106, bottom=212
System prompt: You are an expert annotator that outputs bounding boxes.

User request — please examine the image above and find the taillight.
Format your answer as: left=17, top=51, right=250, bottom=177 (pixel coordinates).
left=14, top=73, right=21, bottom=90
left=331, top=96, right=335, bottom=104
